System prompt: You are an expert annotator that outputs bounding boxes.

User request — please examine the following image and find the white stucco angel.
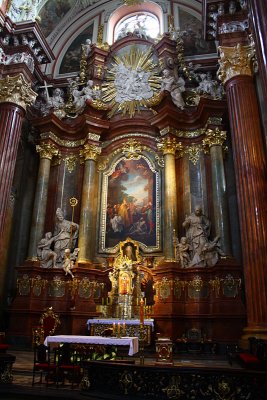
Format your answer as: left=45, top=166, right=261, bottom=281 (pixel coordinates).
left=161, top=69, right=185, bottom=109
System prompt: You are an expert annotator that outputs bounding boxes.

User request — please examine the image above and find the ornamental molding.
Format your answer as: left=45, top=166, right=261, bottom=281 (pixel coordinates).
left=0, top=74, right=37, bottom=110
left=160, top=126, right=206, bottom=139
left=41, top=132, right=85, bottom=148
left=121, top=139, right=144, bottom=159
left=64, top=155, right=78, bottom=173
left=184, top=143, right=202, bottom=165
left=217, top=42, right=256, bottom=84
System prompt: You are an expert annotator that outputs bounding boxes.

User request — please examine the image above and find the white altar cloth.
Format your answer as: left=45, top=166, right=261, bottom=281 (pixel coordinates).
left=44, top=335, right=139, bottom=356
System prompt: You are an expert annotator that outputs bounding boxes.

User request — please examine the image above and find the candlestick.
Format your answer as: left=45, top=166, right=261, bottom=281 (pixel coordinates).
left=118, top=323, right=121, bottom=336
left=123, top=322, right=126, bottom=335
left=113, top=322, right=115, bottom=335
left=140, top=298, right=144, bottom=325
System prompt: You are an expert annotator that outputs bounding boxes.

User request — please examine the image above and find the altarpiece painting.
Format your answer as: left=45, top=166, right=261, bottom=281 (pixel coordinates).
left=99, top=155, right=160, bottom=253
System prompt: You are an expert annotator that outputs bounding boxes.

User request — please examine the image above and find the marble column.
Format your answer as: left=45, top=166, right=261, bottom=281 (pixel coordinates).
left=0, top=74, right=36, bottom=239
left=203, top=128, right=231, bottom=255
left=157, top=137, right=182, bottom=260
left=27, top=143, right=59, bottom=260
left=78, top=143, right=101, bottom=264
left=218, top=43, right=267, bottom=338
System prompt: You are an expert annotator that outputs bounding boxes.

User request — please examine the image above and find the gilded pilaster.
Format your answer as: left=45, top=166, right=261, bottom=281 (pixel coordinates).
left=203, top=128, right=231, bottom=255
left=218, top=42, right=267, bottom=339
left=28, top=143, right=59, bottom=260
left=78, top=143, right=102, bottom=263
left=157, top=137, right=182, bottom=260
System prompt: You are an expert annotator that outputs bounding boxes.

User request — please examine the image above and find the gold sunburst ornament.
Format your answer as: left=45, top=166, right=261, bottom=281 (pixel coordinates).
left=102, top=46, right=162, bottom=118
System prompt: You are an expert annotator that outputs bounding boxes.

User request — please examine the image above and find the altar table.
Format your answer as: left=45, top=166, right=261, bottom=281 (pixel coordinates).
left=44, top=335, right=139, bottom=356
left=86, top=319, right=154, bottom=345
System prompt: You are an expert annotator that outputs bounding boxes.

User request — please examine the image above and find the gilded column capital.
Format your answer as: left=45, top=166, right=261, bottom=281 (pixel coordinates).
left=218, top=42, right=256, bottom=84
left=0, top=74, right=37, bottom=110
left=203, top=128, right=227, bottom=149
left=157, top=137, right=183, bottom=156
left=81, top=143, right=102, bottom=161
left=36, top=143, right=59, bottom=160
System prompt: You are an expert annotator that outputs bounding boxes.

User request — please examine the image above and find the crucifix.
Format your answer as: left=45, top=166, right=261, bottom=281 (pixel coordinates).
left=39, top=81, right=53, bottom=102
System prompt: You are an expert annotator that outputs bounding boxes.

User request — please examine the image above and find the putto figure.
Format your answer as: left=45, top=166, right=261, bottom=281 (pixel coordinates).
left=63, top=249, right=74, bottom=278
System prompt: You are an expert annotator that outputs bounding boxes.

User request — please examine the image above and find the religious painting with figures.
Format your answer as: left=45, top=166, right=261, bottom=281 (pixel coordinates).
left=101, top=156, right=160, bottom=251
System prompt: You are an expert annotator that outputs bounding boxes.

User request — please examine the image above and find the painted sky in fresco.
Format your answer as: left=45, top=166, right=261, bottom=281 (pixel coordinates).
left=38, top=0, right=76, bottom=37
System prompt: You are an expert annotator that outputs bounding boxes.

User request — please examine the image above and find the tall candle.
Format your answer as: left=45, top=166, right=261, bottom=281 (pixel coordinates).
left=118, top=323, right=120, bottom=335
left=113, top=322, right=115, bottom=335
left=123, top=322, right=126, bottom=334
left=140, top=298, right=144, bottom=324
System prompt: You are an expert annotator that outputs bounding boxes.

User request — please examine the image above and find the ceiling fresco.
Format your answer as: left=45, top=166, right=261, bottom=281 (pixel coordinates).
left=38, top=0, right=76, bottom=37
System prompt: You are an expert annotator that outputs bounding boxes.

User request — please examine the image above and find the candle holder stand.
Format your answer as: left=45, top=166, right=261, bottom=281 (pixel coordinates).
left=139, top=323, right=145, bottom=365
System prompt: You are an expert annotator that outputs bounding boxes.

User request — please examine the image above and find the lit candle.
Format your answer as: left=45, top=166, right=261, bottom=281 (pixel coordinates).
left=140, top=298, right=144, bottom=325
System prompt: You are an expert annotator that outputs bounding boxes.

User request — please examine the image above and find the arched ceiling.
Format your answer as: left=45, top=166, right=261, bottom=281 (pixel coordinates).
left=4, top=1, right=214, bottom=78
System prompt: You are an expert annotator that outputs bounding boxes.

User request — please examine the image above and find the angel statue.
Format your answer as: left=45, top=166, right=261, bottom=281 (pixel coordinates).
left=173, top=232, right=190, bottom=268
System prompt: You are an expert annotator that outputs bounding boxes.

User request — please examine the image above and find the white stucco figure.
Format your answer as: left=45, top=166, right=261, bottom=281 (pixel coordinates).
left=161, top=69, right=185, bottom=109
left=114, top=63, right=153, bottom=103
left=82, top=39, right=92, bottom=57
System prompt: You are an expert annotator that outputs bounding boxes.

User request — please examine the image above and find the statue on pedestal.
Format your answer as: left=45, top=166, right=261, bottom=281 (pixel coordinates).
left=172, top=206, right=225, bottom=268
left=53, top=208, right=79, bottom=264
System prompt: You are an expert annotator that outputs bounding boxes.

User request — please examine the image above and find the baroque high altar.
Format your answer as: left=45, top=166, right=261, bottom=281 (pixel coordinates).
left=0, top=0, right=266, bottom=348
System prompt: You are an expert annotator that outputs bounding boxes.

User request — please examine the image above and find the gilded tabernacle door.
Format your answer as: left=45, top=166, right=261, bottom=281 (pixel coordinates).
left=99, top=154, right=161, bottom=254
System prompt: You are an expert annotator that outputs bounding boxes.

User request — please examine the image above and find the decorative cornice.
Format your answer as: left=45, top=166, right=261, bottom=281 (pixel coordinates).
left=217, top=43, right=256, bottom=84
left=0, top=74, right=37, bottom=110
left=160, top=126, right=206, bottom=139
left=81, top=143, right=102, bottom=161
left=157, top=137, right=183, bottom=156
left=40, top=132, right=85, bottom=148
left=36, top=143, right=59, bottom=160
